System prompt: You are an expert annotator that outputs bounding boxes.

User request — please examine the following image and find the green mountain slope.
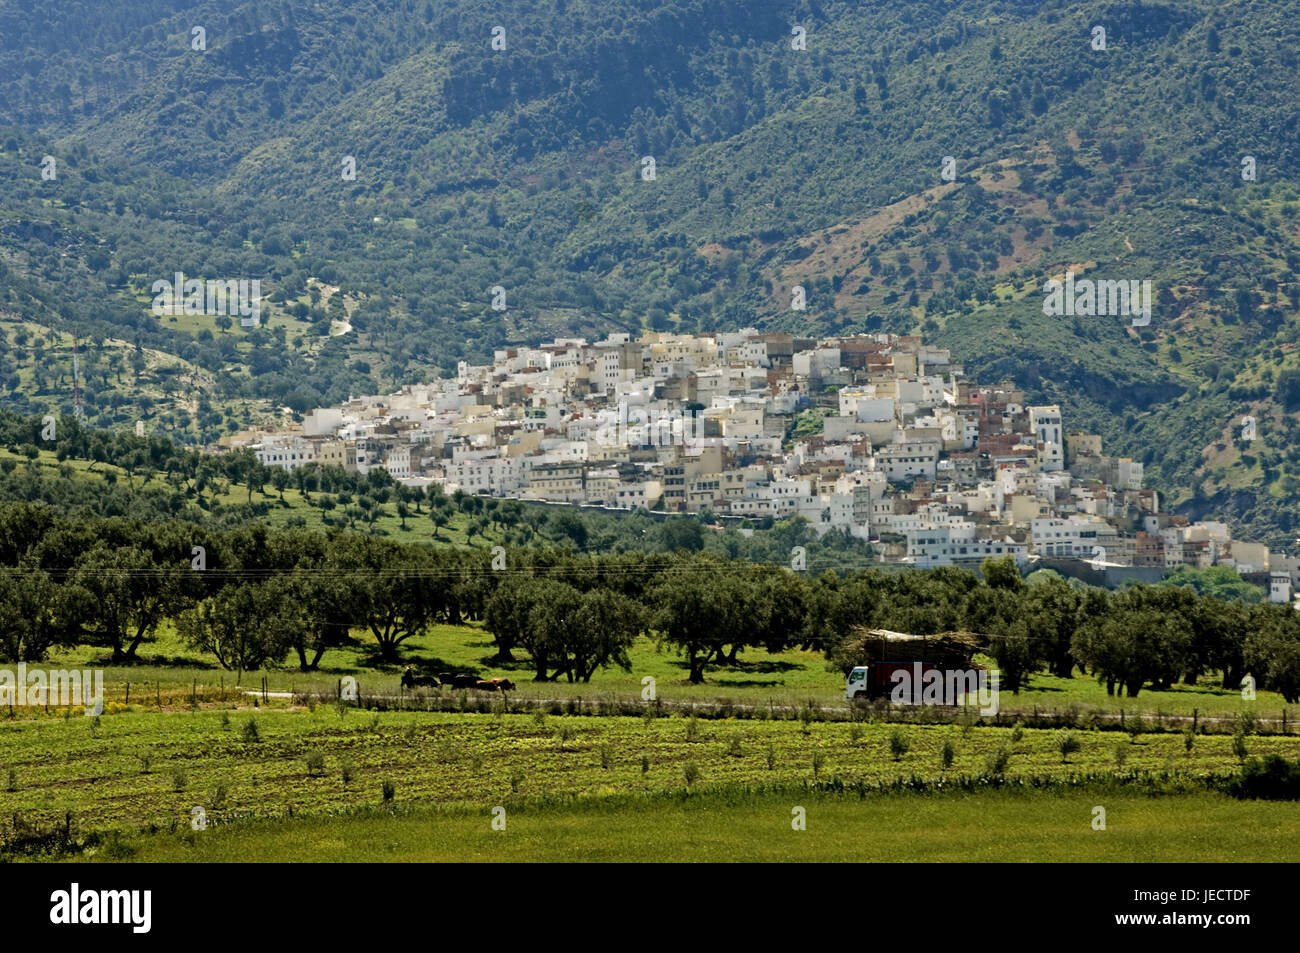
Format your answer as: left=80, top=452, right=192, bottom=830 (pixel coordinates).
left=1, top=0, right=1298, bottom=543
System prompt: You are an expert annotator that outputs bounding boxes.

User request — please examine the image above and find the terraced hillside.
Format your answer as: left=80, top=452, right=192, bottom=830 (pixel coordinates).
left=1, top=0, right=1299, bottom=542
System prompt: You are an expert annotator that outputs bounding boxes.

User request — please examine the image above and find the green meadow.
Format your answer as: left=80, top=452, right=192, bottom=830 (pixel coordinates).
left=91, top=791, right=1300, bottom=863
left=28, top=612, right=1295, bottom=723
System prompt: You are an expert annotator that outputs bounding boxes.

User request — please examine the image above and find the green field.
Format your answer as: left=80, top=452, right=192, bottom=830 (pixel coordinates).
left=27, top=607, right=1296, bottom=723
left=2, top=695, right=1298, bottom=856
left=90, top=791, right=1300, bottom=863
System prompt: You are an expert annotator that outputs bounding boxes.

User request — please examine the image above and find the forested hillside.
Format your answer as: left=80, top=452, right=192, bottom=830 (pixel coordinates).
left=2, top=0, right=1299, bottom=543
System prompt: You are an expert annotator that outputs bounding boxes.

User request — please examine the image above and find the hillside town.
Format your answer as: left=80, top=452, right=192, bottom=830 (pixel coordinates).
left=216, top=330, right=1298, bottom=601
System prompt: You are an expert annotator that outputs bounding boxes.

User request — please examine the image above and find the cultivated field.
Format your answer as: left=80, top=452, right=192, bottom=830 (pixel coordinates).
left=2, top=695, right=1297, bottom=861
left=6, top=601, right=1296, bottom=862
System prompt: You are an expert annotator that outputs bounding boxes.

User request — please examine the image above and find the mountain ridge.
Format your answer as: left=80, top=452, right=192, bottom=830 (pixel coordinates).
left=1, top=0, right=1298, bottom=544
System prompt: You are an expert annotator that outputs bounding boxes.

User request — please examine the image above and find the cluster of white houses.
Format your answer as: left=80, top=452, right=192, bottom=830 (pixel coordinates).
left=215, top=330, right=1298, bottom=601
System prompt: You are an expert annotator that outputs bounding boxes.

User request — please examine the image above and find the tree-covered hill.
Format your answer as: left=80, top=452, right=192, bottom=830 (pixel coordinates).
left=1, top=0, right=1299, bottom=543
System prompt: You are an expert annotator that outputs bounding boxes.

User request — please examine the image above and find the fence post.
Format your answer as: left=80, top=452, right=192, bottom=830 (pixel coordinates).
left=125, top=681, right=130, bottom=705
left=1193, top=708, right=1198, bottom=734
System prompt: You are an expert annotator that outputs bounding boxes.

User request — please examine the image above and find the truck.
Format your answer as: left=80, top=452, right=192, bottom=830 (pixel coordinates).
left=845, top=659, right=943, bottom=703
left=842, top=628, right=980, bottom=703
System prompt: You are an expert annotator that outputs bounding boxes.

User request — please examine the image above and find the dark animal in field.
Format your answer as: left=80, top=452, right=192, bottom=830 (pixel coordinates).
left=401, top=667, right=440, bottom=690
left=440, top=672, right=481, bottom=690
left=474, top=679, right=500, bottom=692
left=488, top=678, right=515, bottom=692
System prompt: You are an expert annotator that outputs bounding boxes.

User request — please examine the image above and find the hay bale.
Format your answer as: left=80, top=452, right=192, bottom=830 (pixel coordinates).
left=843, top=627, right=980, bottom=668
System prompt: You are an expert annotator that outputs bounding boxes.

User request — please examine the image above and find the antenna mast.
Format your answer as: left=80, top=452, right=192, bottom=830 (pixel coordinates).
left=72, top=333, right=85, bottom=422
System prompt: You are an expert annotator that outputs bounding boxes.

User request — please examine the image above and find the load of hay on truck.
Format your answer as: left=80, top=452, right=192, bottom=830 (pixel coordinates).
left=842, top=628, right=980, bottom=702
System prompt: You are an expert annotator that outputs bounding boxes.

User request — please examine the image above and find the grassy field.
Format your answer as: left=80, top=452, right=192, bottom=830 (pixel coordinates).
left=27, top=612, right=1296, bottom=722
left=89, top=790, right=1300, bottom=862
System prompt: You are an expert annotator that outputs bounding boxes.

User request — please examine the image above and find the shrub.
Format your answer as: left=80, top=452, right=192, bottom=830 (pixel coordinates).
left=766, top=743, right=776, bottom=770
left=1232, top=730, right=1249, bottom=762
left=1114, top=740, right=1130, bottom=769
left=305, top=751, right=326, bottom=776
left=684, top=714, right=700, bottom=742
left=1010, top=720, right=1024, bottom=744
left=241, top=719, right=260, bottom=743
left=1227, top=755, right=1300, bottom=800
left=683, top=761, right=700, bottom=785
left=381, top=779, right=396, bottom=801
left=1235, top=711, right=1258, bottom=737
left=340, top=758, right=354, bottom=786
left=1183, top=728, right=1196, bottom=754
left=799, top=704, right=815, bottom=736
left=598, top=744, right=612, bottom=769
left=812, top=750, right=825, bottom=779
left=726, top=734, right=744, bottom=758
left=940, top=739, right=955, bottom=769
left=888, top=727, right=911, bottom=761
left=102, top=832, right=137, bottom=860
left=1055, top=731, right=1081, bottom=763
left=984, top=743, right=1012, bottom=776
